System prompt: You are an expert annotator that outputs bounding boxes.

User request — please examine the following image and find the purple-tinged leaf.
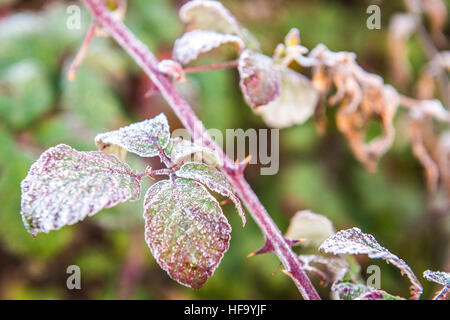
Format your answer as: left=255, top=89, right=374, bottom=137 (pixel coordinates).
left=20, top=144, right=140, bottom=236
left=332, top=282, right=403, bottom=300
left=238, top=49, right=281, bottom=109
left=285, top=210, right=335, bottom=248
left=95, top=114, right=170, bottom=158
left=143, top=178, right=231, bottom=289
left=173, top=30, right=244, bottom=65
left=423, top=270, right=450, bottom=300
left=179, top=0, right=260, bottom=50
left=319, top=227, right=423, bottom=299
left=175, top=162, right=245, bottom=227
left=164, top=138, right=222, bottom=167
left=254, top=67, right=319, bottom=128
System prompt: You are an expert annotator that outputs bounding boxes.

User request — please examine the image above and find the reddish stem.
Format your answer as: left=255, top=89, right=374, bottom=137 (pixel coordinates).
left=67, top=20, right=97, bottom=81
left=82, top=0, right=320, bottom=300
left=183, top=60, right=239, bottom=74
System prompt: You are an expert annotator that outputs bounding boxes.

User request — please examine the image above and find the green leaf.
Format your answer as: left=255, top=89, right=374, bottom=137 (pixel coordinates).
left=61, top=67, right=125, bottom=130
left=95, top=114, right=170, bottom=157
left=164, top=138, right=222, bottom=167
left=175, top=162, right=245, bottom=226
left=285, top=210, right=335, bottom=248
left=0, top=60, right=54, bottom=128
left=20, top=144, right=141, bottom=236
left=143, top=178, right=231, bottom=289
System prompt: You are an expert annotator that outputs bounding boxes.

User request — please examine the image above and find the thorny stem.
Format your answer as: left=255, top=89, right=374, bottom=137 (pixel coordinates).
left=183, top=60, right=239, bottom=74
left=67, top=20, right=97, bottom=81
left=81, top=0, right=320, bottom=300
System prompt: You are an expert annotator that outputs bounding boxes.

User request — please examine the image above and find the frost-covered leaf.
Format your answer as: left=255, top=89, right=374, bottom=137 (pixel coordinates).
left=20, top=144, right=141, bottom=236
left=320, top=227, right=423, bottom=299
left=238, top=49, right=281, bottom=109
left=143, top=178, right=231, bottom=289
left=95, top=114, right=170, bottom=157
left=175, top=162, right=245, bottom=227
left=423, top=270, right=450, bottom=287
left=173, top=30, right=244, bottom=65
left=254, top=66, right=319, bottom=128
left=179, top=0, right=260, bottom=50
left=285, top=210, right=334, bottom=248
left=423, top=270, right=450, bottom=300
left=164, top=138, right=222, bottom=167
left=332, top=282, right=403, bottom=300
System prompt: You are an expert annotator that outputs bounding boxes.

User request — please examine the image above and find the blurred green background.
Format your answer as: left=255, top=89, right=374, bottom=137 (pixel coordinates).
left=0, top=0, right=448, bottom=299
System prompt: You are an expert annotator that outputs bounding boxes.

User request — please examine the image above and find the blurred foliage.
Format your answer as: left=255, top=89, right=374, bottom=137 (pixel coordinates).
left=0, top=0, right=448, bottom=300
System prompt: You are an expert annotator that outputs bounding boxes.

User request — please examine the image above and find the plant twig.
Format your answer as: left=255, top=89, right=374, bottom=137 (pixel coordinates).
left=183, top=60, right=239, bottom=74
left=81, top=0, right=320, bottom=300
left=67, top=20, right=97, bottom=81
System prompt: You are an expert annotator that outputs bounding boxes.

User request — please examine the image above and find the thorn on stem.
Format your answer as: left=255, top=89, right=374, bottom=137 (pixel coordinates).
left=235, top=154, right=252, bottom=174
left=219, top=199, right=232, bottom=206
left=281, top=269, right=294, bottom=278
left=144, top=82, right=160, bottom=98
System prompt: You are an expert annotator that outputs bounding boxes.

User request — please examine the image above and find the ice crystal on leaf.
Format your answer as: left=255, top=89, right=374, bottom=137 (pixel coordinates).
left=320, top=227, right=423, bottom=299
left=175, top=162, right=246, bottom=227
left=143, top=178, right=231, bottom=289
left=95, top=113, right=170, bottom=157
left=20, top=144, right=140, bottom=236
left=423, top=270, right=450, bottom=287
left=173, top=30, right=244, bottom=65
left=238, top=49, right=281, bottom=109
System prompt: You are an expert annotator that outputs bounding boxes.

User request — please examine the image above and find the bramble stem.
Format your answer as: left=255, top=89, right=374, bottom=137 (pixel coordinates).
left=67, top=20, right=96, bottom=81
left=81, top=0, right=320, bottom=300
left=183, top=60, right=239, bottom=74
